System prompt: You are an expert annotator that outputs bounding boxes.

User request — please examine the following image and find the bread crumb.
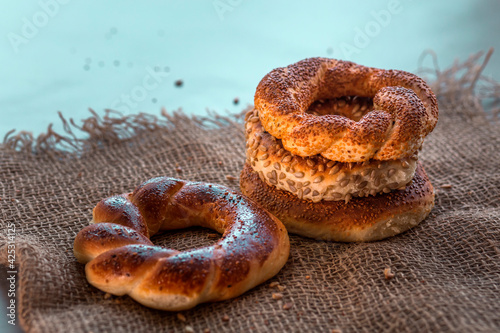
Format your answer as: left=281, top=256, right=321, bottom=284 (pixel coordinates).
left=177, top=313, right=187, bottom=322
left=332, top=329, right=342, bottom=333
left=277, top=285, right=286, bottom=292
left=103, top=293, right=112, bottom=300
left=268, top=281, right=279, bottom=288
left=440, top=184, right=452, bottom=189
left=222, top=314, right=230, bottom=322
left=305, top=275, right=311, bottom=280
left=384, top=267, right=395, bottom=280
left=184, top=325, right=194, bottom=333
left=272, top=293, right=283, bottom=300
left=203, top=329, right=210, bottom=333
left=226, top=175, right=237, bottom=181
left=283, top=302, right=293, bottom=310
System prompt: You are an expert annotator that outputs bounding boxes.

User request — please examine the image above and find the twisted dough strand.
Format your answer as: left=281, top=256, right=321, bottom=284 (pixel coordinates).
left=74, top=177, right=290, bottom=311
left=254, top=58, right=438, bottom=162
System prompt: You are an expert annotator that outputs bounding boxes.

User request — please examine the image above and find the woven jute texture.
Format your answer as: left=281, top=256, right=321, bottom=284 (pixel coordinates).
left=1, top=51, right=499, bottom=333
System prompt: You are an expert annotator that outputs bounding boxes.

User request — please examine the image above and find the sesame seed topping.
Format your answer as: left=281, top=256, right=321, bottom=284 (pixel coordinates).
left=313, top=176, right=324, bottom=183
left=340, top=179, right=350, bottom=187
left=329, top=165, right=340, bottom=175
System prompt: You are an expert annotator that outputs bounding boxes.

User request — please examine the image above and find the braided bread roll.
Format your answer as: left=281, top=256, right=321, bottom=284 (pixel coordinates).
left=254, top=58, right=439, bottom=162
left=73, top=177, right=290, bottom=311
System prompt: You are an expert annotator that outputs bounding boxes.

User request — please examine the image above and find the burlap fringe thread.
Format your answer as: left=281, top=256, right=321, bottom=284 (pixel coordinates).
left=2, top=49, right=499, bottom=157
left=0, top=49, right=499, bottom=333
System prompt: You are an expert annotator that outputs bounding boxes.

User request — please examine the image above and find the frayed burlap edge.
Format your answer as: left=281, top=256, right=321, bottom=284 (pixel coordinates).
left=2, top=49, right=499, bottom=157
left=2, top=108, right=248, bottom=159
left=1, top=49, right=499, bottom=333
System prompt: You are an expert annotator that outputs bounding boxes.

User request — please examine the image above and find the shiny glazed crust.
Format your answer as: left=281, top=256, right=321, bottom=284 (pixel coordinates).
left=254, top=58, right=439, bottom=162
left=240, top=163, right=434, bottom=242
left=73, top=177, right=290, bottom=311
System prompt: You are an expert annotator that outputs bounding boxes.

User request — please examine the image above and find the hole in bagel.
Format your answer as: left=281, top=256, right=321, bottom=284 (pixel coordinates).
left=150, top=226, right=222, bottom=251
left=306, top=96, right=373, bottom=122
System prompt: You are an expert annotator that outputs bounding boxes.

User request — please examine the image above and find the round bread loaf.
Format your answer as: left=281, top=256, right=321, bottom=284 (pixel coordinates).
left=254, top=57, right=439, bottom=162
left=240, top=163, right=434, bottom=242
left=245, top=109, right=417, bottom=202
left=74, top=177, right=290, bottom=311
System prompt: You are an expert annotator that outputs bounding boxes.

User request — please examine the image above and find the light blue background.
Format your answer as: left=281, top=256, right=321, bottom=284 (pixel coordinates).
left=0, top=0, right=499, bottom=139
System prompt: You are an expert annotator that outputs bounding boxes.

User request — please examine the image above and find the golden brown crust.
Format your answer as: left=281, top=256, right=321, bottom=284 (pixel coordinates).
left=244, top=108, right=417, bottom=202
left=240, top=163, right=435, bottom=242
left=254, top=58, right=439, bottom=162
left=73, top=178, right=290, bottom=311
left=73, top=223, right=153, bottom=263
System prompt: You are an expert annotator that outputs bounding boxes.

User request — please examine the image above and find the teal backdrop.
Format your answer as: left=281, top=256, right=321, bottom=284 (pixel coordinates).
left=0, top=0, right=498, bottom=138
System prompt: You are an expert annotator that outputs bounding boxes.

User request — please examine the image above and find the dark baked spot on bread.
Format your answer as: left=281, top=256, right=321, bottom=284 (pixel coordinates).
left=89, top=245, right=178, bottom=281
left=93, top=195, right=149, bottom=237
left=147, top=249, right=214, bottom=296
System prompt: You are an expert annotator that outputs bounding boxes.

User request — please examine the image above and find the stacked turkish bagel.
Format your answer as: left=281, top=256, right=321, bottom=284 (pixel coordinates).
left=240, top=58, right=438, bottom=242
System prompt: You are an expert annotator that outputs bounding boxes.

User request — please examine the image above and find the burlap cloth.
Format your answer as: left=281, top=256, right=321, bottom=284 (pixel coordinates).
left=1, top=51, right=499, bottom=333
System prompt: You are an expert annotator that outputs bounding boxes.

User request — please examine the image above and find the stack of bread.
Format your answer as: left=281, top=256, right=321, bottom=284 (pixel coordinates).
left=240, top=58, right=439, bottom=242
